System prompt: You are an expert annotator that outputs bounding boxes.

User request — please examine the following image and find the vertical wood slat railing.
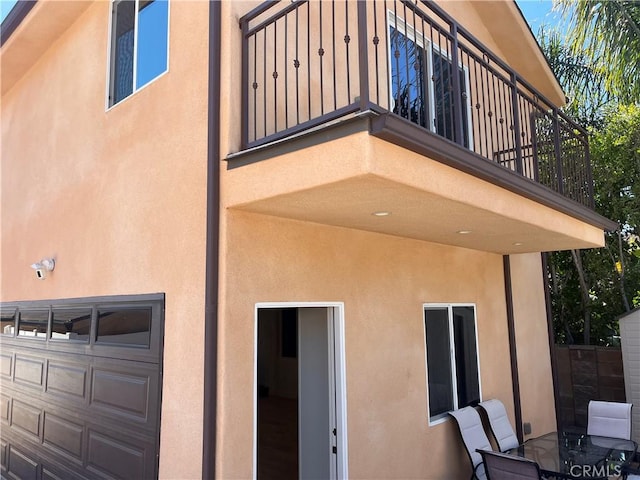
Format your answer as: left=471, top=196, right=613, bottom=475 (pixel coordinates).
left=239, top=0, right=594, bottom=209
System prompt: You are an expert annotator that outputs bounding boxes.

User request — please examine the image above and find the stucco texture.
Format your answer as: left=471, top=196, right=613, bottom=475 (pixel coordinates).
left=1, top=2, right=209, bottom=478
left=215, top=210, right=556, bottom=479
left=510, top=253, right=557, bottom=439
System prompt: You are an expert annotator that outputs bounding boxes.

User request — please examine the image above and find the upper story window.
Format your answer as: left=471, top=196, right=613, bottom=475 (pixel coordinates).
left=388, top=13, right=472, bottom=148
left=424, top=304, right=480, bottom=423
left=108, top=0, right=169, bottom=107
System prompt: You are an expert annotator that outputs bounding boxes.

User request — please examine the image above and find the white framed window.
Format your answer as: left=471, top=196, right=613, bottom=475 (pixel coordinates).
left=108, top=0, right=169, bottom=107
left=423, top=304, right=481, bottom=424
left=387, top=12, right=473, bottom=148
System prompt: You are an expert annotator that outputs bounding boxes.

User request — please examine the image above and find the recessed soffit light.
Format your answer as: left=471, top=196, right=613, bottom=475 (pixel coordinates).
left=372, top=211, right=391, bottom=217
left=457, top=230, right=472, bottom=234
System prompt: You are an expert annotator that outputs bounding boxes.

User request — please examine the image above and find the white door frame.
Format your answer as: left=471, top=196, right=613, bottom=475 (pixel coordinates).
left=253, top=302, right=348, bottom=480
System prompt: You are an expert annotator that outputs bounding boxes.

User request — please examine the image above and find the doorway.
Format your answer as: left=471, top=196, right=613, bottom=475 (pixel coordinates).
left=254, top=304, right=347, bottom=480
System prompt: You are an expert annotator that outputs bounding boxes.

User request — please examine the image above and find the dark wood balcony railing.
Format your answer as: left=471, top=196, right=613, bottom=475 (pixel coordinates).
left=240, top=0, right=594, bottom=209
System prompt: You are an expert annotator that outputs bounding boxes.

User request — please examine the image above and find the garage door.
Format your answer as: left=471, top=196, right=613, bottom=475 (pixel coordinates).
left=0, top=294, right=164, bottom=480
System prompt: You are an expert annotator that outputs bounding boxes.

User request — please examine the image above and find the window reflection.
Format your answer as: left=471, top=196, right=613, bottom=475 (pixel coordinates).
left=425, top=307, right=454, bottom=417
left=96, top=307, right=151, bottom=347
left=390, top=22, right=471, bottom=148
left=109, top=0, right=169, bottom=106
left=136, top=0, right=169, bottom=89
left=51, top=309, right=91, bottom=342
left=1, top=308, right=16, bottom=335
left=18, top=310, right=49, bottom=338
left=424, top=304, right=480, bottom=421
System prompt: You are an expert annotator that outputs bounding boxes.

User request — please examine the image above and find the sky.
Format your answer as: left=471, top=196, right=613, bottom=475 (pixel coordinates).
left=515, top=0, right=564, bottom=33
left=0, top=0, right=17, bottom=23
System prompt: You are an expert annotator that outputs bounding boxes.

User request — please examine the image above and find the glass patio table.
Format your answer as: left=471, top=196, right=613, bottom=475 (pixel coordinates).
left=510, top=431, right=637, bottom=479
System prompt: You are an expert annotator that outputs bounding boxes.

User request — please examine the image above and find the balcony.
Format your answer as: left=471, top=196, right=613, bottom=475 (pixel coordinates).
left=239, top=0, right=594, bottom=209
left=228, top=0, right=616, bottom=254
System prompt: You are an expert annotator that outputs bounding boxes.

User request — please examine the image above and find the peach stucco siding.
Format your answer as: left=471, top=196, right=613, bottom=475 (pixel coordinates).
left=215, top=210, right=557, bottom=479
left=1, top=1, right=597, bottom=479
left=511, top=253, right=558, bottom=439
left=1, top=2, right=209, bottom=478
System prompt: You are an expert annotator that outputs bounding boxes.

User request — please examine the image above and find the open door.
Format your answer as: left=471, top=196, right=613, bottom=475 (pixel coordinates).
left=298, top=307, right=337, bottom=480
left=256, top=306, right=345, bottom=480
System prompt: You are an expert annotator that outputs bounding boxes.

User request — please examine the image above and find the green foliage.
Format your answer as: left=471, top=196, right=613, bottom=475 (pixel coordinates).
left=548, top=105, right=640, bottom=345
left=556, top=0, right=640, bottom=103
left=536, top=2, right=640, bottom=344
left=537, top=26, right=610, bottom=127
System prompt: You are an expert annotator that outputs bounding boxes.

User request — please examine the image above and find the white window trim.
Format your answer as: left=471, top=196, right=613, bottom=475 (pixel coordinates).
left=422, top=303, right=482, bottom=426
left=387, top=11, right=474, bottom=149
left=105, top=0, right=171, bottom=111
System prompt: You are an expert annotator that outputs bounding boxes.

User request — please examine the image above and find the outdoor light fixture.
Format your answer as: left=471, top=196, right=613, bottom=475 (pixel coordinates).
left=457, top=230, right=472, bottom=234
left=372, top=211, right=391, bottom=217
left=30, top=258, right=55, bottom=280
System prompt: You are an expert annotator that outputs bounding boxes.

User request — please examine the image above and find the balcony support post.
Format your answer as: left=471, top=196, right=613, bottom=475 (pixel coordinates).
left=449, top=22, right=465, bottom=148
left=357, top=0, right=370, bottom=111
left=510, top=73, right=523, bottom=175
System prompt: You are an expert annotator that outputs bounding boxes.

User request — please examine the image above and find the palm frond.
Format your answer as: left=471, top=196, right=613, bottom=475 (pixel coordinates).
left=555, top=0, right=640, bottom=103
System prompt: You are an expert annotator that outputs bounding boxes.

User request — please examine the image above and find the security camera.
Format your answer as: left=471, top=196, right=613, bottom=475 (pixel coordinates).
left=31, top=265, right=46, bottom=279
left=30, top=258, right=55, bottom=280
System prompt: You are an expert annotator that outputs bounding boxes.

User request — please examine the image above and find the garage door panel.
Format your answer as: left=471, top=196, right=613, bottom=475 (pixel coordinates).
left=43, top=467, right=66, bottom=480
left=46, top=361, right=87, bottom=400
left=87, top=430, right=147, bottom=480
left=4, top=428, right=90, bottom=480
left=14, top=355, right=44, bottom=389
left=1, top=353, right=12, bottom=378
left=7, top=444, right=39, bottom=480
left=1, top=439, right=6, bottom=469
left=42, top=412, right=84, bottom=461
left=1, top=394, right=9, bottom=421
left=91, top=369, right=149, bottom=419
left=0, top=294, right=163, bottom=479
left=11, top=400, right=42, bottom=439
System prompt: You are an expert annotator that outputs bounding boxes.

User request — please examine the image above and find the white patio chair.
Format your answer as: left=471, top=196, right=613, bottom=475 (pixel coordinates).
left=449, top=406, right=492, bottom=480
left=479, top=450, right=543, bottom=480
left=587, top=400, right=633, bottom=440
left=478, top=399, right=520, bottom=452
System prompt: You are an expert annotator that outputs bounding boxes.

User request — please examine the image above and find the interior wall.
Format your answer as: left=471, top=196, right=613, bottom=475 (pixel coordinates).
left=257, top=309, right=297, bottom=399
left=217, top=210, right=534, bottom=479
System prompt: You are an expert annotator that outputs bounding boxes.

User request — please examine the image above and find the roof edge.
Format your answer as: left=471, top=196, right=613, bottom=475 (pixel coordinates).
left=0, top=0, right=37, bottom=47
left=511, top=0, right=567, bottom=106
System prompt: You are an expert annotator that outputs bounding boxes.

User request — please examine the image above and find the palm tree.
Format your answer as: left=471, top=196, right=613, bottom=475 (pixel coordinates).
left=555, top=0, right=640, bottom=103
left=538, top=26, right=610, bottom=127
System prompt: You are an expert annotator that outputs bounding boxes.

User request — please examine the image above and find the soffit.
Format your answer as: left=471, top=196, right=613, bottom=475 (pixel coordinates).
left=232, top=174, right=603, bottom=255
left=1, top=1, right=92, bottom=96
left=226, top=125, right=605, bottom=255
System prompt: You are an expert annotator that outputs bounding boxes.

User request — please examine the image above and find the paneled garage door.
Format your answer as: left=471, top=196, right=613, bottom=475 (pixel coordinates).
left=0, top=294, right=164, bottom=480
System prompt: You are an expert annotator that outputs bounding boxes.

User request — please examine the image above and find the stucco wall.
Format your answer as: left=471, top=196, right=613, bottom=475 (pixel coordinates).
left=510, top=253, right=557, bottom=438
left=218, top=210, right=526, bottom=479
left=0, top=2, right=209, bottom=478
left=216, top=3, right=565, bottom=478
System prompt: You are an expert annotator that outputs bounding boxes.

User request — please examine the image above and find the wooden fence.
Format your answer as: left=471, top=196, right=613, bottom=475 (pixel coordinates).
left=555, top=345, right=626, bottom=429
